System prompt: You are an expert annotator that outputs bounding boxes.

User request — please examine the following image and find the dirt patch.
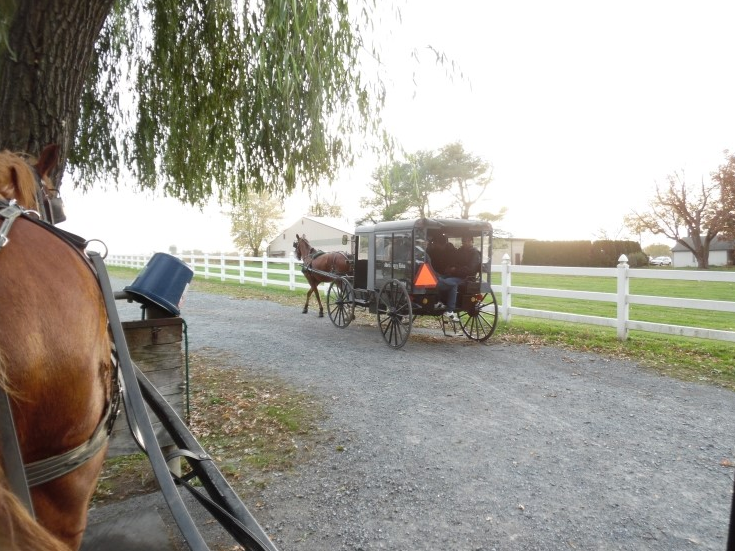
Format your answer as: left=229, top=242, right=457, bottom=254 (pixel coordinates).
left=92, top=348, right=326, bottom=506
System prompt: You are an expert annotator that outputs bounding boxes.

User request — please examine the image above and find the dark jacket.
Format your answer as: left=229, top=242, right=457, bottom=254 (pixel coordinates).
left=427, top=242, right=457, bottom=276
left=454, top=245, right=481, bottom=278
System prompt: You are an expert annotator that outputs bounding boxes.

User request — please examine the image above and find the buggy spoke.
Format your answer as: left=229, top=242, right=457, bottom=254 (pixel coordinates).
left=377, top=279, right=412, bottom=349
left=327, top=278, right=355, bottom=329
left=459, top=290, right=498, bottom=342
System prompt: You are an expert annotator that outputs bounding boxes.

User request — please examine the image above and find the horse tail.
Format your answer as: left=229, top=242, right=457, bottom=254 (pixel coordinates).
left=0, top=466, right=68, bottom=551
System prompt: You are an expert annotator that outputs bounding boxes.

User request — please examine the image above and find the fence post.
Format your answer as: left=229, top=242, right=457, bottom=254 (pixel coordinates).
left=239, top=254, right=245, bottom=284
left=617, top=254, right=629, bottom=341
left=220, top=253, right=226, bottom=282
left=289, top=252, right=296, bottom=290
left=204, top=254, right=210, bottom=280
left=262, top=252, right=268, bottom=286
left=501, top=254, right=511, bottom=322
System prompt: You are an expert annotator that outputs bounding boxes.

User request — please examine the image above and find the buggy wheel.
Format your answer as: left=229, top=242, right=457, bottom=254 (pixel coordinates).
left=327, top=277, right=355, bottom=328
left=458, top=288, right=498, bottom=342
left=377, top=279, right=413, bottom=349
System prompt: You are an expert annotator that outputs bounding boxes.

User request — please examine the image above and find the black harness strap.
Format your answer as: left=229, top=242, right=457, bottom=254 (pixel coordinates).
left=92, top=252, right=277, bottom=551
left=0, top=388, right=35, bottom=516
left=23, top=380, right=119, bottom=487
left=0, top=200, right=27, bottom=248
left=90, top=251, right=212, bottom=551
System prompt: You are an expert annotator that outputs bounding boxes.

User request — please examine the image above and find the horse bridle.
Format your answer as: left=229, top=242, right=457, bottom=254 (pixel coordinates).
left=0, top=158, right=65, bottom=249
left=294, top=237, right=316, bottom=265
left=17, top=151, right=66, bottom=225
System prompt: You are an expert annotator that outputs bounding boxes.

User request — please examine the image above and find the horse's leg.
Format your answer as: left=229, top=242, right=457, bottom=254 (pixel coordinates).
left=314, top=282, right=325, bottom=317
left=302, top=287, right=312, bottom=314
left=303, top=275, right=317, bottom=314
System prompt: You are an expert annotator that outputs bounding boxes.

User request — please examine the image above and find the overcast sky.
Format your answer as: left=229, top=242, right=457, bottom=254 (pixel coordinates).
left=62, top=0, right=735, bottom=253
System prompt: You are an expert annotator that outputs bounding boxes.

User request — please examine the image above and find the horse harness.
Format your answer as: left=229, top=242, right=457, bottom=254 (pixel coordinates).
left=0, top=197, right=121, bottom=518
left=301, top=248, right=351, bottom=279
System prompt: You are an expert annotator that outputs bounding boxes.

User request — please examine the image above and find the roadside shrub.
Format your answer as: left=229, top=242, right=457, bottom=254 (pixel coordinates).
left=522, top=240, right=643, bottom=267
left=522, top=240, right=593, bottom=266
left=627, top=251, right=649, bottom=267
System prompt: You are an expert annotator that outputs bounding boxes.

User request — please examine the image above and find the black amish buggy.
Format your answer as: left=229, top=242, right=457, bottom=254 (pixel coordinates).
left=324, top=218, right=498, bottom=349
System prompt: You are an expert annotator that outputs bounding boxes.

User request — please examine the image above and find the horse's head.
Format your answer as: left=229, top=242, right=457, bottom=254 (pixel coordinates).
left=293, top=234, right=318, bottom=261
left=293, top=234, right=305, bottom=260
left=0, top=144, right=65, bottom=223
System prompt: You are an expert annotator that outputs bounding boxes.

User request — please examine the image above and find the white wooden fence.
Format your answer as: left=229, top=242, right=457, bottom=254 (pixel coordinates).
left=106, top=253, right=735, bottom=343
left=108, top=252, right=312, bottom=290
left=497, top=255, right=735, bottom=343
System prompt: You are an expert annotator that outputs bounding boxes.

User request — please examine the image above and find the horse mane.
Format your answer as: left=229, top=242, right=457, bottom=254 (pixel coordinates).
left=0, top=465, right=68, bottom=551
left=0, top=351, right=11, bottom=396
left=0, top=151, right=40, bottom=211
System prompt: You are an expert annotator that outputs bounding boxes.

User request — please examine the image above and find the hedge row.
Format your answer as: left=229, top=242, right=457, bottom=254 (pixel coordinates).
left=522, top=240, right=644, bottom=267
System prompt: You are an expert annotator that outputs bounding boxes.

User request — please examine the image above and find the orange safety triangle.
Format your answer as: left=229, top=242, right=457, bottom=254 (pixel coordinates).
left=413, top=263, right=438, bottom=288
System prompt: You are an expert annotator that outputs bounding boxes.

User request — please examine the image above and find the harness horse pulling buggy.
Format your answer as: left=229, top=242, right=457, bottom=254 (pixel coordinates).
left=296, top=218, right=499, bottom=349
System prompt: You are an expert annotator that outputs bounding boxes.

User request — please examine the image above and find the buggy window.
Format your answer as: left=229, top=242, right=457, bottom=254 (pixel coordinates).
left=376, top=231, right=413, bottom=288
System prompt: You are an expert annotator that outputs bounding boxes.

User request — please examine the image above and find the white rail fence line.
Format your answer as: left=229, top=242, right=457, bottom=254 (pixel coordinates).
left=106, top=253, right=735, bottom=343
left=107, top=252, right=312, bottom=290
left=497, top=254, right=735, bottom=343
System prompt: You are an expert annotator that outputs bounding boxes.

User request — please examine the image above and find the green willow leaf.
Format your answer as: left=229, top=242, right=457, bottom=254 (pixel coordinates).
left=72, top=0, right=385, bottom=206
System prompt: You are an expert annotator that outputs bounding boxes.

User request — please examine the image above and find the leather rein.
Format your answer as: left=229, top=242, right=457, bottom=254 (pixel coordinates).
left=0, top=195, right=120, bottom=518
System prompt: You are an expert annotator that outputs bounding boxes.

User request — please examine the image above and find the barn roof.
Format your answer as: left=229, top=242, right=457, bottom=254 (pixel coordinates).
left=671, top=236, right=735, bottom=252
left=300, top=215, right=354, bottom=235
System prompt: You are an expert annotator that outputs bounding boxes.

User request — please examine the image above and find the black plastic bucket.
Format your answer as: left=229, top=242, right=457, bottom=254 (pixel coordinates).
left=124, top=253, right=194, bottom=315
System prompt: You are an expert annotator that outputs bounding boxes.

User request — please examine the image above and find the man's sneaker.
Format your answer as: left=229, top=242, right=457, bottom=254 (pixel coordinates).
left=434, top=301, right=446, bottom=310
left=443, top=311, right=459, bottom=322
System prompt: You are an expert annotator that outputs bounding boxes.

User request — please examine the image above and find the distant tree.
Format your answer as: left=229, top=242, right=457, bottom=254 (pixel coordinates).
left=625, top=156, right=732, bottom=269
left=168, top=245, right=178, bottom=255
left=594, top=225, right=628, bottom=241
left=403, top=150, right=444, bottom=218
left=711, top=151, right=735, bottom=240
left=644, top=243, right=673, bottom=258
left=434, top=142, right=496, bottom=219
left=360, top=144, right=506, bottom=222
left=359, top=163, right=413, bottom=223
left=360, top=152, right=445, bottom=221
left=309, top=192, right=343, bottom=218
left=230, top=193, right=281, bottom=255
left=477, top=209, right=508, bottom=224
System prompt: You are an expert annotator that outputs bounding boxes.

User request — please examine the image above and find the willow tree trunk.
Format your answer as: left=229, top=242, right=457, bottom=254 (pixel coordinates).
left=0, top=0, right=114, bottom=188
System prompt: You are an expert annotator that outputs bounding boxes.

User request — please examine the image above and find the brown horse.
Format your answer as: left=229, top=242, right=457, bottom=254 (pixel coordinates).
left=0, top=146, right=115, bottom=550
left=293, top=233, right=351, bottom=317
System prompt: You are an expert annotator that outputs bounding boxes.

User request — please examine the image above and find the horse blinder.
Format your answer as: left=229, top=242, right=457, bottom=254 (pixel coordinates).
left=43, top=190, right=66, bottom=224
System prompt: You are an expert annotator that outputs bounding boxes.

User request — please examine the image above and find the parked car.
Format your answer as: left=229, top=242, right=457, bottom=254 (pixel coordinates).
left=650, top=256, right=672, bottom=266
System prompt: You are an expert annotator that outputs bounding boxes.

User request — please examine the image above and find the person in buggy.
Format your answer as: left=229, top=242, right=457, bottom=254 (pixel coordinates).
left=426, top=234, right=463, bottom=322
left=454, top=234, right=482, bottom=279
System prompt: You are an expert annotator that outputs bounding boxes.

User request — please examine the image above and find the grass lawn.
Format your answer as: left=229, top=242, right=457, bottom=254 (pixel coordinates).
left=491, top=270, right=735, bottom=331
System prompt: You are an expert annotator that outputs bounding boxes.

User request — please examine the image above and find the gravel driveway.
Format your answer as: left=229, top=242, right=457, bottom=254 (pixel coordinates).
left=106, top=278, right=735, bottom=550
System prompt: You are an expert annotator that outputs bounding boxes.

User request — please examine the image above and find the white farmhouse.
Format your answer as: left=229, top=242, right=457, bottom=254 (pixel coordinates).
left=267, top=216, right=354, bottom=257
left=671, top=236, right=735, bottom=267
